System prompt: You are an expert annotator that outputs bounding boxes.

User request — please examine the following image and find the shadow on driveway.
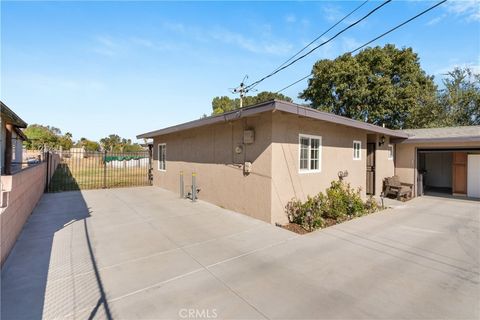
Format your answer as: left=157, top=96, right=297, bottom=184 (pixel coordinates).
left=1, top=190, right=113, bottom=320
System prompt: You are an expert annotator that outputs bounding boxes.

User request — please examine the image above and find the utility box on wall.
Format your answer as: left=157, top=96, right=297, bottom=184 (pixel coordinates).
left=243, top=129, right=255, bottom=144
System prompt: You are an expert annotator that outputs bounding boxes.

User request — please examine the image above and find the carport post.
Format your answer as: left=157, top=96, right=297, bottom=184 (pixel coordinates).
left=180, top=171, right=184, bottom=198
left=191, top=172, right=196, bottom=202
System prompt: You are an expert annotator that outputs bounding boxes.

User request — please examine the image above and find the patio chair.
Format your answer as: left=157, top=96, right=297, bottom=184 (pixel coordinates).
left=383, top=175, right=413, bottom=200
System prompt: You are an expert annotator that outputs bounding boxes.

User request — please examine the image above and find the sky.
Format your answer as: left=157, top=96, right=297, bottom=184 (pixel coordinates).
left=1, top=0, right=479, bottom=143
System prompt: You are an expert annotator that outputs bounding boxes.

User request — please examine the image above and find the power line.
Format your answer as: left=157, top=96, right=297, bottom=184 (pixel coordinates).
left=275, top=0, right=447, bottom=94
left=245, top=0, right=392, bottom=91
left=254, top=0, right=369, bottom=87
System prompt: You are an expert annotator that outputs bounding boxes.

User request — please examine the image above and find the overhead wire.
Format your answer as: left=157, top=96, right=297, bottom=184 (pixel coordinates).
left=275, top=0, right=448, bottom=94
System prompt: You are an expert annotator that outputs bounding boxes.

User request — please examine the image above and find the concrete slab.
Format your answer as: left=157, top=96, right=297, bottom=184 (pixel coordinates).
left=1, top=187, right=479, bottom=319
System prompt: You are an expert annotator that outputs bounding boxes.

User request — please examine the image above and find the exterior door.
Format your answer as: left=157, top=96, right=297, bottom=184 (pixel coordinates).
left=452, top=152, right=467, bottom=195
left=366, top=143, right=375, bottom=195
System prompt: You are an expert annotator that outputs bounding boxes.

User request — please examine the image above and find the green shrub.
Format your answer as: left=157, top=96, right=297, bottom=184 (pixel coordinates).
left=286, top=195, right=325, bottom=231
left=364, top=195, right=380, bottom=213
left=286, top=198, right=303, bottom=225
left=285, top=179, right=379, bottom=232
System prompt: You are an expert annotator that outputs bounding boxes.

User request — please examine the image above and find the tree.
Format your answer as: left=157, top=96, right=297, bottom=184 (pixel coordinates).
left=211, top=91, right=293, bottom=115
left=99, top=134, right=143, bottom=152
left=300, top=44, right=439, bottom=129
left=438, top=67, right=480, bottom=126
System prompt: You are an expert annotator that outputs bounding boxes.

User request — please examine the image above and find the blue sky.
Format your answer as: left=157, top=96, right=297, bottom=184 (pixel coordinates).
left=1, top=1, right=479, bottom=142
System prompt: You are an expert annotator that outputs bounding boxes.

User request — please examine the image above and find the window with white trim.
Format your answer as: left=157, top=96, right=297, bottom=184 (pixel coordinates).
left=388, top=144, right=394, bottom=160
left=158, top=143, right=166, bottom=171
left=353, top=140, right=361, bottom=160
left=299, top=134, right=321, bottom=173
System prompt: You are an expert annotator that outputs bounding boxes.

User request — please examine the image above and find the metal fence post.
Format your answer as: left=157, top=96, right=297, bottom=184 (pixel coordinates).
left=191, top=172, right=196, bottom=202
left=180, top=171, right=184, bottom=198
left=103, top=150, right=107, bottom=189
left=45, top=151, right=50, bottom=192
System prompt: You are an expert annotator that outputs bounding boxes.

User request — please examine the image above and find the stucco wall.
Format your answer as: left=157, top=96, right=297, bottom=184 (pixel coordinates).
left=1, top=163, right=46, bottom=266
left=152, top=112, right=273, bottom=223
left=270, top=112, right=369, bottom=224
left=395, top=141, right=480, bottom=196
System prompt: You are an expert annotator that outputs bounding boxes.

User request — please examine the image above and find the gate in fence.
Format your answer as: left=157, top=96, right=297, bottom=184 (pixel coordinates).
left=46, top=149, right=153, bottom=192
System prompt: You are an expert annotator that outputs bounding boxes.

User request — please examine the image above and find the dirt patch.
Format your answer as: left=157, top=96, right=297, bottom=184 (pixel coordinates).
left=281, top=223, right=309, bottom=234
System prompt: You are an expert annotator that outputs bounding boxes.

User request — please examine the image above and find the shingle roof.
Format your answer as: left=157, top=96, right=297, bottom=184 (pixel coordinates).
left=137, top=100, right=408, bottom=139
left=400, top=126, right=480, bottom=143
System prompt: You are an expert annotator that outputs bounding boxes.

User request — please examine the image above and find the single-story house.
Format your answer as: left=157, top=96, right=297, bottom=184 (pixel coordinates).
left=138, top=99, right=480, bottom=224
left=1, top=101, right=28, bottom=175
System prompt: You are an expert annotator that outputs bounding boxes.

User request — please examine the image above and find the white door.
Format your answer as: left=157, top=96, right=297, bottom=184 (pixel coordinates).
left=467, top=154, right=480, bottom=198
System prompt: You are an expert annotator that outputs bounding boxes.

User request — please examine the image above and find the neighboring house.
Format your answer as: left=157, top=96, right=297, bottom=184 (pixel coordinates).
left=395, top=126, right=480, bottom=198
left=1, top=101, right=28, bottom=175
left=138, top=100, right=408, bottom=224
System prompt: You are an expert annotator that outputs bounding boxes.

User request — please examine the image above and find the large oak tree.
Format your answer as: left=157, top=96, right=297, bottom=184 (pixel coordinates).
left=300, top=44, right=440, bottom=129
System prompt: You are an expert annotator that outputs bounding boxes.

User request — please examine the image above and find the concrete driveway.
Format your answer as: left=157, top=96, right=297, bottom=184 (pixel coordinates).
left=1, top=187, right=479, bottom=319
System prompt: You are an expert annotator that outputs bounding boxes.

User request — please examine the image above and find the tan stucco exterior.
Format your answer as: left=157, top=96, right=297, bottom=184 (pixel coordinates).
left=152, top=112, right=273, bottom=222
left=395, top=141, right=480, bottom=196
left=151, top=110, right=399, bottom=224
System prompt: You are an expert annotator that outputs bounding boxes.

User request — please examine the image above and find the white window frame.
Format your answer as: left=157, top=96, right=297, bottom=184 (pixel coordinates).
left=388, top=144, right=394, bottom=160
left=158, top=143, right=166, bottom=171
left=298, top=134, right=322, bottom=174
left=353, top=140, right=362, bottom=160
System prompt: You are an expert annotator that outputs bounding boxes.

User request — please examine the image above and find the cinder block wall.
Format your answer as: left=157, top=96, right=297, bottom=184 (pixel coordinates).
left=0, top=154, right=59, bottom=266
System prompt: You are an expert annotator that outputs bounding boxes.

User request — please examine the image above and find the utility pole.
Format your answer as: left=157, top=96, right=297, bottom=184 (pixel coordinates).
left=232, top=75, right=250, bottom=109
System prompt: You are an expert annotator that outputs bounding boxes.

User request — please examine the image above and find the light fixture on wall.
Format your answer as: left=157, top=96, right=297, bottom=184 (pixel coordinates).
left=379, top=135, right=386, bottom=147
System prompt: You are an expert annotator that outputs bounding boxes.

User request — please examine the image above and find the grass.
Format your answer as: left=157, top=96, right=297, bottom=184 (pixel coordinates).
left=48, top=160, right=150, bottom=192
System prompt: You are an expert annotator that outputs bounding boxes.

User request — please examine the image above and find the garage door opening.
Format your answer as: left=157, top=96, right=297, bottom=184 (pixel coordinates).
left=418, top=152, right=452, bottom=195
left=417, top=149, right=480, bottom=199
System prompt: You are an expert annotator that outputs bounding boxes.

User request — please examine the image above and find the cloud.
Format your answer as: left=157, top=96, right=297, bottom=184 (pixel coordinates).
left=209, top=28, right=292, bottom=55
left=435, top=62, right=480, bottom=76
left=445, top=0, right=480, bottom=22
left=92, top=35, right=120, bottom=56
left=285, top=14, right=296, bottom=23
left=322, top=5, right=343, bottom=22
left=91, top=35, right=185, bottom=56
left=162, top=21, right=293, bottom=56
left=426, top=13, right=447, bottom=26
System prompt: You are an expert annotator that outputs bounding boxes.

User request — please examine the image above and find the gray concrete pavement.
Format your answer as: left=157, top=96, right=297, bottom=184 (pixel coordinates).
left=1, top=187, right=479, bottom=319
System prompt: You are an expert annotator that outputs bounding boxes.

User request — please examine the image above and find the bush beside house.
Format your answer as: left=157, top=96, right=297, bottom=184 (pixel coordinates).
left=285, top=180, right=380, bottom=233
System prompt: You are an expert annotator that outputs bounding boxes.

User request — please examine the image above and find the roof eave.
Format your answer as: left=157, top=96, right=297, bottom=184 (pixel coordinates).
left=396, top=136, right=480, bottom=144
left=137, top=99, right=409, bottom=139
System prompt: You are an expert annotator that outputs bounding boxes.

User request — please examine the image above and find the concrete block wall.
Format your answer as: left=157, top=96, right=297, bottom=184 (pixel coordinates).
left=0, top=154, right=59, bottom=266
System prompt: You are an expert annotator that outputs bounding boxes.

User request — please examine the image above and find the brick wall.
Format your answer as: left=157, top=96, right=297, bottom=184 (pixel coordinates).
left=0, top=153, right=59, bottom=266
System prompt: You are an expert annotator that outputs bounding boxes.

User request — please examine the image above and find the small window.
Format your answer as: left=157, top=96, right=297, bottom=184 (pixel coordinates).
left=299, top=134, right=322, bottom=173
left=353, top=140, right=361, bottom=160
left=388, top=144, right=394, bottom=160
left=158, top=143, right=166, bottom=171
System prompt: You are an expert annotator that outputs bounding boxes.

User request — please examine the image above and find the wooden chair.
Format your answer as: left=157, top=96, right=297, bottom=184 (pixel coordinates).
left=383, top=175, right=413, bottom=200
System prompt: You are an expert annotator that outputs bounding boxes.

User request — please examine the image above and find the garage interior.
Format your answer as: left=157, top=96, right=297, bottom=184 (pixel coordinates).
left=417, top=149, right=480, bottom=199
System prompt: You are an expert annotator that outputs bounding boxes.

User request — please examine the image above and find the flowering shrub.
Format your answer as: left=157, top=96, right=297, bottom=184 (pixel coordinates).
left=285, top=180, right=379, bottom=232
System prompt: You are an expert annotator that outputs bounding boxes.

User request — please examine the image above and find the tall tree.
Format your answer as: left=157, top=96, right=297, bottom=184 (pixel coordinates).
left=300, top=44, right=439, bottom=129
left=438, top=67, right=480, bottom=126
left=99, top=134, right=143, bottom=152
left=211, top=91, right=293, bottom=115
left=23, top=124, right=74, bottom=150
